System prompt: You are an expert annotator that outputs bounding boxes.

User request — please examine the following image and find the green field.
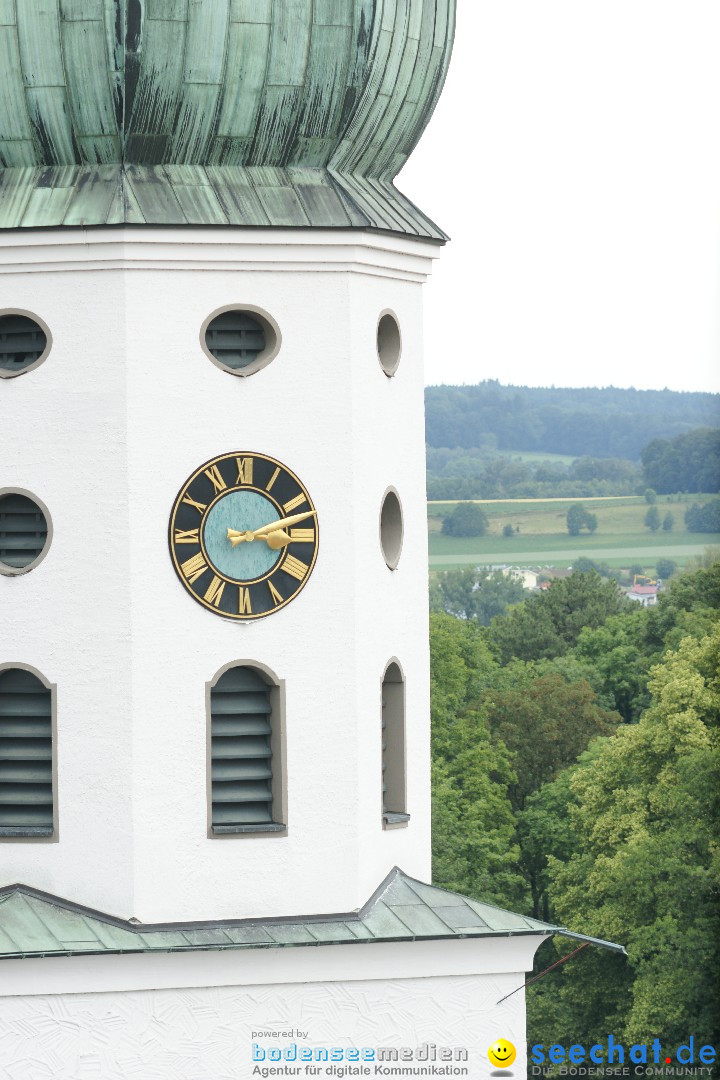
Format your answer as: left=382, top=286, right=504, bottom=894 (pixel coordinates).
left=428, top=495, right=720, bottom=570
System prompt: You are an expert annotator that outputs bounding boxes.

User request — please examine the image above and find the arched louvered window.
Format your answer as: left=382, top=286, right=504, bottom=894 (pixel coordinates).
left=0, top=491, right=51, bottom=575
left=0, top=311, right=51, bottom=378
left=208, top=664, right=286, bottom=835
left=201, top=307, right=281, bottom=376
left=381, top=661, right=409, bottom=827
left=0, top=666, right=56, bottom=839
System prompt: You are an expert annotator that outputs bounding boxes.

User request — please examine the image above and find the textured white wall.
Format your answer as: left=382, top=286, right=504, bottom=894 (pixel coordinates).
left=0, top=230, right=438, bottom=922
left=0, top=969, right=529, bottom=1080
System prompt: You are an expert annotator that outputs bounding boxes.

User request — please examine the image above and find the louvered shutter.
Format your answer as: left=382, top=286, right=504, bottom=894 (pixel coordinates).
left=205, top=311, right=266, bottom=370
left=211, top=667, right=275, bottom=830
left=0, top=314, right=47, bottom=373
left=0, top=669, right=54, bottom=836
left=0, top=493, right=48, bottom=569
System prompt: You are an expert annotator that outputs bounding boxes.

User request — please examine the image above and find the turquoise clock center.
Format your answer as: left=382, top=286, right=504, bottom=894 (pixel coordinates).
left=203, top=491, right=281, bottom=581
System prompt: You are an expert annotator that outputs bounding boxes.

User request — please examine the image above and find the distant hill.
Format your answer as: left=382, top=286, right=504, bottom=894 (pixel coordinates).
left=425, top=382, right=720, bottom=460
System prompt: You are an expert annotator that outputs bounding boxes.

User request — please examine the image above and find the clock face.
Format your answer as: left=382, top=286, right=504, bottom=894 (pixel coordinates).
left=169, top=452, right=318, bottom=620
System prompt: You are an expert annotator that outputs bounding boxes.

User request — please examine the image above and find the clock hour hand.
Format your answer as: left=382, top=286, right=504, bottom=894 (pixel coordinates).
left=227, top=509, right=316, bottom=547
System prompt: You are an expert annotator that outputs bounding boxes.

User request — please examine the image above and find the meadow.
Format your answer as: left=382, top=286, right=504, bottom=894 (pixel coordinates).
left=427, top=495, right=720, bottom=570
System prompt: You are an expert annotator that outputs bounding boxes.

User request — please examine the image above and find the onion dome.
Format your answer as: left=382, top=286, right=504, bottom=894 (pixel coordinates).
left=0, top=0, right=455, bottom=237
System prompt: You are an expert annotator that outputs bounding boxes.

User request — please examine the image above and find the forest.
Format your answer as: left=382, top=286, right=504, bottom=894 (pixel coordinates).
left=429, top=556, right=720, bottom=1060
left=425, top=382, right=720, bottom=459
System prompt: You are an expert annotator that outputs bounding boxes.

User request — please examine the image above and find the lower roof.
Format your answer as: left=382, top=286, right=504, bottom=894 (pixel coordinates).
left=0, top=868, right=624, bottom=961
left=0, top=166, right=446, bottom=239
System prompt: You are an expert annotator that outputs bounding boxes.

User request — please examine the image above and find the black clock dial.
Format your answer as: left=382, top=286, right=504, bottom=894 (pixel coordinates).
left=169, top=452, right=318, bottom=620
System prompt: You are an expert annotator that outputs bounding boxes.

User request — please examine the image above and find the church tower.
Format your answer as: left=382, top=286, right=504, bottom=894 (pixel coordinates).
left=0, top=4, right=619, bottom=1076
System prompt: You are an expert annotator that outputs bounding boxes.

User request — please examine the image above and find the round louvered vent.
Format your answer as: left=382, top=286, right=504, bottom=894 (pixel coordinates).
left=0, top=312, right=51, bottom=378
left=0, top=491, right=51, bottom=575
left=201, top=307, right=280, bottom=376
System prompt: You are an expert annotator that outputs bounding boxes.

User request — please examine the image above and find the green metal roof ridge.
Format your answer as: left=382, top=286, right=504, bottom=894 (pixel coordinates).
left=0, top=0, right=456, bottom=236
left=0, top=869, right=625, bottom=961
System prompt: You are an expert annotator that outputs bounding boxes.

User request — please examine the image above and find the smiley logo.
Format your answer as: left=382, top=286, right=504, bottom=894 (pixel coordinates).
left=488, top=1039, right=516, bottom=1068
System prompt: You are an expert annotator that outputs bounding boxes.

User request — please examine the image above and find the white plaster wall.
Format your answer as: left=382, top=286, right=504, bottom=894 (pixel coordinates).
left=0, top=963, right=530, bottom=1080
left=0, top=230, right=438, bottom=922
left=0, top=265, right=135, bottom=916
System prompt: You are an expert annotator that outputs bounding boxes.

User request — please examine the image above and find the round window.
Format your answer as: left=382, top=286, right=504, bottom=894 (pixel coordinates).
left=0, top=311, right=52, bottom=378
left=380, top=489, right=403, bottom=569
left=377, top=311, right=401, bottom=377
left=0, top=491, right=52, bottom=575
left=201, top=307, right=281, bottom=376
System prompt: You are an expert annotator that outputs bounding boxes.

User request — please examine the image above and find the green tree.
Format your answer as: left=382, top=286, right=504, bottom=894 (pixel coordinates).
left=489, top=571, right=627, bottom=663
left=645, top=508, right=661, bottom=532
left=483, top=673, right=620, bottom=811
left=655, top=557, right=676, bottom=579
left=644, top=505, right=661, bottom=531
left=661, top=511, right=674, bottom=532
left=430, top=568, right=525, bottom=625
left=441, top=502, right=489, bottom=536
left=641, top=427, right=720, bottom=494
left=644, top=488, right=657, bottom=504
left=429, top=615, right=524, bottom=906
left=685, top=500, right=720, bottom=533
left=518, top=741, right=607, bottom=921
left=544, top=628, right=720, bottom=1051
left=502, top=523, right=514, bottom=537
left=574, top=610, right=653, bottom=723
left=566, top=503, right=587, bottom=535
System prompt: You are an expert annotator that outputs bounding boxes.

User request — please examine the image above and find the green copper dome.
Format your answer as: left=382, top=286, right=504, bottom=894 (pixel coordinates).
left=0, top=0, right=455, bottom=236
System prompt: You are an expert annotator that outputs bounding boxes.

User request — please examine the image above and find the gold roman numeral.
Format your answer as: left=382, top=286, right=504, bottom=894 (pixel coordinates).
left=268, top=581, right=283, bottom=607
left=181, top=552, right=208, bottom=584
left=282, top=493, right=306, bottom=514
left=204, top=576, right=226, bottom=608
left=238, top=587, right=253, bottom=615
left=174, top=528, right=199, bottom=545
left=289, top=528, right=315, bottom=543
left=204, top=463, right=227, bottom=494
left=182, top=494, right=207, bottom=515
left=236, top=457, right=254, bottom=485
left=266, top=466, right=280, bottom=492
left=282, top=554, right=309, bottom=581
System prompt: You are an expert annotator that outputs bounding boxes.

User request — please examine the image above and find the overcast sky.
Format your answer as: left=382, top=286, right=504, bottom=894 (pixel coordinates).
left=399, top=1, right=720, bottom=394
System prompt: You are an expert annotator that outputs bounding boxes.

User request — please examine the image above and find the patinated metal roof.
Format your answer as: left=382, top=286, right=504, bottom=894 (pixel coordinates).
left=0, top=868, right=625, bottom=959
left=0, top=0, right=455, bottom=236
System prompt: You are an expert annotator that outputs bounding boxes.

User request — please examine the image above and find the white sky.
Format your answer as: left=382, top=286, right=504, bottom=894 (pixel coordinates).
left=399, top=1, right=720, bottom=393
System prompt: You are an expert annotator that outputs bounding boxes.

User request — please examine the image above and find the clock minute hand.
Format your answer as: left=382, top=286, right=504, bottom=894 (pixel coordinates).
left=253, top=509, right=317, bottom=537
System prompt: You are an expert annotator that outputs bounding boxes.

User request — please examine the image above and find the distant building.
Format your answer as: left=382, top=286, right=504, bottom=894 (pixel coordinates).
left=502, top=566, right=540, bottom=590
left=627, top=584, right=660, bottom=606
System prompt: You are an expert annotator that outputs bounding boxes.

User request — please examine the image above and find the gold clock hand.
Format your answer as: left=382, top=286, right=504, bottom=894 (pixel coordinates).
left=253, top=509, right=317, bottom=537
left=227, top=528, right=255, bottom=546
left=264, top=529, right=292, bottom=550
left=227, top=510, right=316, bottom=548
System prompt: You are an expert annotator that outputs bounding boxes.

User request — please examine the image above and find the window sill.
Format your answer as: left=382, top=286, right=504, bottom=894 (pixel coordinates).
left=0, top=826, right=54, bottom=838
left=211, top=823, right=286, bottom=836
left=383, top=812, right=410, bottom=829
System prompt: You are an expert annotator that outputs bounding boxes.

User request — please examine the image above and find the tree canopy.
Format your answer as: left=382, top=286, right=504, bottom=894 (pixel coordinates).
left=441, top=502, right=489, bottom=536
left=641, top=427, right=720, bottom=494
left=429, top=559, right=720, bottom=1056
